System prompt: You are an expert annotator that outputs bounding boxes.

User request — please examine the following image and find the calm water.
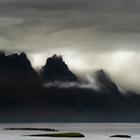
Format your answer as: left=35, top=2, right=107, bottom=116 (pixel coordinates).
left=0, top=123, right=140, bottom=140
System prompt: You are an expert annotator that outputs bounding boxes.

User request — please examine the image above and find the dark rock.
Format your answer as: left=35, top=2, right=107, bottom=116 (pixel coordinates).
left=26, top=132, right=85, bottom=138
left=110, top=135, right=131, bottom=138
left=95, top=69, right=120, bottom=96
left=5, top=128, right=58, bottom=132
left=0, top=52, right=39, bottom=84
left=41, top=54, right=78, bottom=82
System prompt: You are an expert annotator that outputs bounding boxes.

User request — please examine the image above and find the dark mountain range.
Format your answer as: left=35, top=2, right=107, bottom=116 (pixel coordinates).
left=0, top=52, right=139, bottom=122
left=41, top=54, right=78, bottom=82
left=0, top=51, right=39, bottom=85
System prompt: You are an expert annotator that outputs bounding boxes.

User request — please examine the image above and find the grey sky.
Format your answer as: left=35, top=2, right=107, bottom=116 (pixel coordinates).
left=0, top=0, right=140, bottom=92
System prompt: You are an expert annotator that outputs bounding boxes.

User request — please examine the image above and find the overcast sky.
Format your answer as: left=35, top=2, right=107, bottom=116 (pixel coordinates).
left=0, top=0, right=140, bottom=92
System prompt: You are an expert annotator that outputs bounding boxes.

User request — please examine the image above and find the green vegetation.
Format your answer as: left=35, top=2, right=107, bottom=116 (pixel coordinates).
left=110, top=135, right=131, bottom=138
left=26, top=132, right=85, bottom=138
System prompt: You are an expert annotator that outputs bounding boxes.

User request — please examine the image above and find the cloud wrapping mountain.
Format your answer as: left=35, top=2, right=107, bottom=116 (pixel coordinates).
left=0, top=52, right=138, bottom=123
left=0, top=0, right=139, bottom=92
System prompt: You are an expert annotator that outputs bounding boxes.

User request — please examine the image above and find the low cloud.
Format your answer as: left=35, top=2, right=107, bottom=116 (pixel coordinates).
left=44, top=81, right=99, bottom=91
left=0, top=0, right=139, bottom=92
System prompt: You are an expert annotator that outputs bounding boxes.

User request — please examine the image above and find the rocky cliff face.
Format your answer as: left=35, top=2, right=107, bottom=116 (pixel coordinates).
left=0, top=52, right=138, bottom=122
left=95, top=69, right=120, bottom=96
left=41, top=54, right=78, bottom=82
left=0, top=52, right=39, bottom=84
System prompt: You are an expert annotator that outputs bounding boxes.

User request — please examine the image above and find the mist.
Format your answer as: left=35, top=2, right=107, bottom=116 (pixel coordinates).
left=0, top=0, right=139, bottom=92
left=43, top=80, right=99, bottom=91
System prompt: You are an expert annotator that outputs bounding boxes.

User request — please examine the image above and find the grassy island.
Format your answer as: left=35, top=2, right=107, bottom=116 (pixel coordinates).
left=110, top=135, right=131, bottom=138
left=26, top=132, right=85, bottom=138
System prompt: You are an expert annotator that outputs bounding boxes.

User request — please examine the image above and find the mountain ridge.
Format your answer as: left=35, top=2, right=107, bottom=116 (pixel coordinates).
left=0, top=51, right=139, bottom=122
left=0, top=51, right=39, bottom=83
left=41, top=54, right=79, bottom=82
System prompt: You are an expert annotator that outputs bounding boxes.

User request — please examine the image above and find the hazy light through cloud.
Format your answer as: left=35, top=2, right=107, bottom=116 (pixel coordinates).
left=0, top=0, right=140, bottom=92
left=29, top=50, right=138, bottom=92
left=29, top=51, right=135, bottom=71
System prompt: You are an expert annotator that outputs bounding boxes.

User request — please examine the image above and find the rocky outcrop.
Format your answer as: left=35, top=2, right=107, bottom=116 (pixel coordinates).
left=95, top=69, right=120, bottom=96
left=41, top=54, right=78, bottom=82
left=0, top=51, right=39, bottom=85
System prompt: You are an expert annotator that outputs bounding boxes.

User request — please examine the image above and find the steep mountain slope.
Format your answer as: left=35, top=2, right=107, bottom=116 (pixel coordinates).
left=41, top=54, right=78, bottom=82
left=95, top=69, right=120, bottom=97
left=0, top=52, right=139, bottom=122
left=0, top=51, right=39, bottom=84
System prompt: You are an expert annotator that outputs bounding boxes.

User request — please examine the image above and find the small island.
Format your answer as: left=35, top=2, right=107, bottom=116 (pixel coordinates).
left=26, top=132, right=85, bottom=138
left=4, top=128, right=58, bottom=132
left=110, top=135, right=131, bottom=138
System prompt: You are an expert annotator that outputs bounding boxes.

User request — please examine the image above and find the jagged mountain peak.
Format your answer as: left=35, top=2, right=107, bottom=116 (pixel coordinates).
left=50, top=54, right=63, bottom=61
left=95, top=69, right=111, bottom=84
left=0, top=52, right=39, bottom=83
left=46, top=54, right=66, bottom=68
left=41, top=54, right=78, bottom=82
left=95, top=69, right=120, bottom=96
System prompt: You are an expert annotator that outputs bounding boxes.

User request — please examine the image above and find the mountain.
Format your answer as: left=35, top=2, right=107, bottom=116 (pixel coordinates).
left=0, top=52, right=39, bottom=85
left=95, top=69, right=120, bottom=97
left=0, top=52, right=139, bottom=122
left=41, top=54, right=79, bottom=82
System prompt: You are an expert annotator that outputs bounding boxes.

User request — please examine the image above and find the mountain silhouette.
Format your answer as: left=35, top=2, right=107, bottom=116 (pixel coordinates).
left=41, top=54, right=78, bottom=82
left=0, top=52, right=39, bottom=84
left=0, top=52, right=139, bottom=122
left=95, top=69, right=120, bottom=96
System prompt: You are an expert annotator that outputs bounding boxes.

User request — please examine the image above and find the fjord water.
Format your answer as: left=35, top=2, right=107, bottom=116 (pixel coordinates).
left=0, top=123, right=140, bottom=140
